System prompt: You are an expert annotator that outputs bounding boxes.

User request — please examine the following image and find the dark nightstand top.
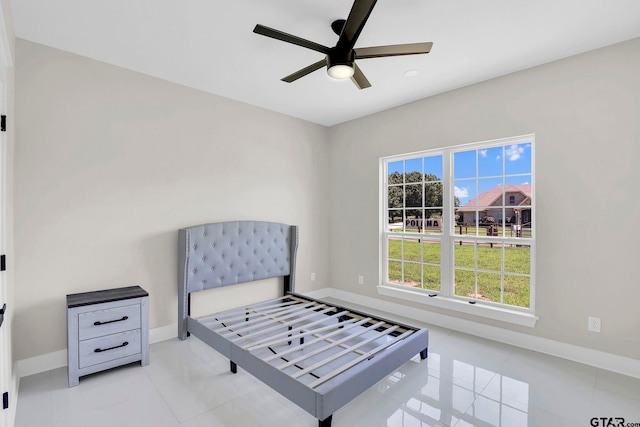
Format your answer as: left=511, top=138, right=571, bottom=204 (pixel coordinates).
left=66, top=286, right=148, bottom=308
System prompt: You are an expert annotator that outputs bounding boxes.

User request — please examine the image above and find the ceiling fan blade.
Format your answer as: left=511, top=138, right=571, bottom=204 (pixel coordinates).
left=336, top=0, right=377, bottom=52
left=254, top=24, right=329, bottom=54
left=281, top=59, right=327, bottom=83
left=355, top=42, right=433, bottom=59
left=350, top=63, right=371, bottom=89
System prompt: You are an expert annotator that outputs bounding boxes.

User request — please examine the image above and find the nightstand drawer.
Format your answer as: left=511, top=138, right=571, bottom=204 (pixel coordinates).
left=79, top=329, right=141, bottom=369
left=78, top=304, right=141, bottom=340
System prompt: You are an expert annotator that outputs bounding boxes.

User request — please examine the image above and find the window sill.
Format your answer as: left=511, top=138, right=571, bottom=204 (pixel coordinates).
left=377, top=285, right=538, bottom=328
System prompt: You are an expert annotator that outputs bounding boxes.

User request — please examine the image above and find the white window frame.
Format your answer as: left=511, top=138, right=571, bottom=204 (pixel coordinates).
left=379, top=134, right=538, bottom=327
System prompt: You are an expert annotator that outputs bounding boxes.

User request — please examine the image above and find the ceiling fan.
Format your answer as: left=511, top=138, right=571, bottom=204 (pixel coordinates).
left=253, top=0, right=433, bottom=89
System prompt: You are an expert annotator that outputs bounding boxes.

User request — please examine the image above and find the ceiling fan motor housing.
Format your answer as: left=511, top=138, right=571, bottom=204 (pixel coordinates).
left=327, top=48, right=355, bottom=69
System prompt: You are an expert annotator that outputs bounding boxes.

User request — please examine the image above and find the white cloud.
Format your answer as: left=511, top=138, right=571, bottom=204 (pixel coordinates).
left=479, top=149, right=487, bottom=158
left=506, top=144, right=524, bottom=161
left=454, top=186, right=469, bottom=198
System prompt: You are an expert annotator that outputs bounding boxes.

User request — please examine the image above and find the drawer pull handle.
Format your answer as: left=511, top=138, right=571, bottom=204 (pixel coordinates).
left=94, top=342, right=129, bottom=353
left=94, top=316, right=128, bottom=326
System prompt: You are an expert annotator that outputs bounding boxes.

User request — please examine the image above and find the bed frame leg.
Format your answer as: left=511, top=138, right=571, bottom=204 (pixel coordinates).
left=230, top=361, right=237, bottom=374
left=318, top=414, right=332, bottom=427
left=420, top=348, right=428, bottom=360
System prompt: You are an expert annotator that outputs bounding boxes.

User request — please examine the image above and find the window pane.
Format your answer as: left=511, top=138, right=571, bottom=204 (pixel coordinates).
left=455, top=215, right=476, bottom=232
left=424, top=182, right=443, bottom=208
left=454, top=269, right=475, bottom=298
left=504, top=275, right=530, bottom=308
left=388, top=260, right=402, bottom=284
left=404, top=262, right=421, bottom=286
left=477, top=272, right=502, bottom=303
left=504, top=245, right=530, bottom=275
left=388, top=210, right=403, bottom=230
left=477, top=178, right=503, bottom=207
left=405, top=184, right=423, bottom=207
left=388, top=185, right=403, bottom=209
left=403, top=237, right=422, bottom=262
left=454, top=179, right=475, bottom=209
left=521, top=220, right=533, bottom=238
left=388, top=160, right=404, bottom=176
left=405, top=209, right=423, bottom=233
left=454, top=150, right=476, bottom=179
left=478, top=146, right=503, bottom=177
left=405, top=158, right=423, bottom=182
left=423, top=265, right=441, bottom=291
left=455, top=241, right=475, bottom=268
left=454, top=178, right=475, bottom=231
left=424, top=155, right=443, bottom=180
left=423, top=209, right=443, bottom=235
left=505, top=143, right=532, bottom=175
left=477, top=244, right=502, bottom=271
left=388, top=236, right=401, bottom=260
left=422, top=240, right=441, bottom=264
left=388, top=171, right=404, bottom=185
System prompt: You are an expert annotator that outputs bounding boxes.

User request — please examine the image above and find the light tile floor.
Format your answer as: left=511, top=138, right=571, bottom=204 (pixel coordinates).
left=15, top=321, right=640, bottom=427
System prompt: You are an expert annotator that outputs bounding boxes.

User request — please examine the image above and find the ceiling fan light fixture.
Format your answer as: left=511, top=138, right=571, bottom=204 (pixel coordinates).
left=327, top=64, right=355, bottom=80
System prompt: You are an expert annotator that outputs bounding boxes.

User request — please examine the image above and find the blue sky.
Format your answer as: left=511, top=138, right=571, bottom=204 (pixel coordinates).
left=388, top=143, right=532, bottom=204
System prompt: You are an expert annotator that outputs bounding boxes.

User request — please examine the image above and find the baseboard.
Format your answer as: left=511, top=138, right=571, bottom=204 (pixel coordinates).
left=16, top=349, right=67, bottom=378
left=149, top=322, right=177, bottom=344
left=16, top=323, right=179, bottom=379
left=304, top=287, right=640, bottom=380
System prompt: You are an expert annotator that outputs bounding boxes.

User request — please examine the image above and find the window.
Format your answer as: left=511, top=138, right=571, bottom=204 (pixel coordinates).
left=382, top=135, right=535, bottom=319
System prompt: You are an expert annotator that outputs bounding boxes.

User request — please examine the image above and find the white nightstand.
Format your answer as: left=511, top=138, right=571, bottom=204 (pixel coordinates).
left=66, top=286, right=149, bottom=387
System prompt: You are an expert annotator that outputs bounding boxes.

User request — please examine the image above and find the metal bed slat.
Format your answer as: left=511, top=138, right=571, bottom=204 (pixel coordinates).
left=291, top=325, right=400, bottom=379
left=199, top=300, right=298, bottom=329
left=308, top=329, right=415, bottom=389
left=218, top=302, right=324, bottom=336
left=230, top=307, right=340, bottom=343
left=246, top=318, right=359, bottom=353
left=206, top=299, right=303, bottom=327
left=277, top=321, right=386, bottom=369
left=242, top=311, right=344, bottom=352
left=211, top=296, right=289, bottom=319
left=261, top=317, right=372, bottom=362
left=242, top=311, right=352, bottom=352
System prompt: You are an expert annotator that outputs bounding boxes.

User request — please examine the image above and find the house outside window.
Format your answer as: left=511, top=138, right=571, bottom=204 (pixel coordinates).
left=381, top=135, right=535, bottom=319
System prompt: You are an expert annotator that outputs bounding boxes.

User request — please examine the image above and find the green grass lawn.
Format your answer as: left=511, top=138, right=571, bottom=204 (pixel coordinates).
left=388, top=238, right=530, bottom=308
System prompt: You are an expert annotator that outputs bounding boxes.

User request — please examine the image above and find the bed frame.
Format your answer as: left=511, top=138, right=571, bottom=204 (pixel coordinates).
left=178, top=221, right=429, bottom=427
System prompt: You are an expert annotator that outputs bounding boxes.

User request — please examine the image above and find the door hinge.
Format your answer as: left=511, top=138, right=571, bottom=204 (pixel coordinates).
left=0, top=115, right=5, bottom=132
left=2, top=392, right=7, bottom=410
left=0, top=254, right=5, bottom=271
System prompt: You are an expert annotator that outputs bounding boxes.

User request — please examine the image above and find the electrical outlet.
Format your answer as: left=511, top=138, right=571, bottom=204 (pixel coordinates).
left=358, top=275, right=364, bottom=285
left=588, top=316, right=601, bottom=333
left=310, top=272, right=316, bottom=282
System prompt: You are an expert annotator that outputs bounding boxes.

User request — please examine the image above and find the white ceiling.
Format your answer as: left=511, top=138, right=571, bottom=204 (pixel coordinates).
left=10, top=0, right=640, bottom=126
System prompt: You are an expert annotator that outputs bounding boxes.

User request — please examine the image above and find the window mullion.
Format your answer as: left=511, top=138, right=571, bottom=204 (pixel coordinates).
left=441, top=149, right=453, bottom=297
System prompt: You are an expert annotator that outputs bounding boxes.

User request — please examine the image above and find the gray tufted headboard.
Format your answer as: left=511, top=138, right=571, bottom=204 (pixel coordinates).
left=178, top=221, right=298, bottom=339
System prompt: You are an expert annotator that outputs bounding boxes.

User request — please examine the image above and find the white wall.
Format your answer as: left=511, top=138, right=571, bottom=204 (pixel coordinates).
left=13, top=39, right=330, bottom=360
left=328, top=38, right=640, bottom=359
